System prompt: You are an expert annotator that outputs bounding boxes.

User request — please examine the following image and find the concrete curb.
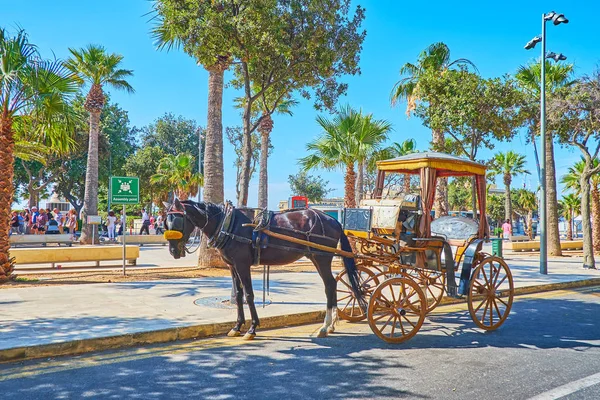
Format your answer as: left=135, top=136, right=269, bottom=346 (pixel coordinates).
left=2, top=278, right=600, bottom=364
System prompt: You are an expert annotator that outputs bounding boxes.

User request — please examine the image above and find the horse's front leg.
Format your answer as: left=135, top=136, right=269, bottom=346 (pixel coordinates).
left=311, top=256, right=337, bottom=337
left=227, top=267, right=245, bottom=337
left=237, top=266, right=259, bottom=340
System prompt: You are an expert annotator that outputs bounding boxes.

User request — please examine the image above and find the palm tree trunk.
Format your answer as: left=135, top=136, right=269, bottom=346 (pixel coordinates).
left=344, top=163, right=357, bottom=208
left=79, top=110, right=101, bottom=244
left=545, top=135, right=562, bottom=256
left=432, top=129, right=448, bottom=217
left=527, top=211, right=534, bottom=239
left=504, top=180, right=512, bottom=223
left=0, top=115, right=15, bottom=282
left=566, top=214, right=573, bottom=241
left=258, top=131, right=269, bottom=209
left=198, top=66, right=226, bottom=268
left=356, top=160, right=364, bottom=204
left=580, top=174, right=595, bottom=268
left=591, top=185, right=600, bottom=253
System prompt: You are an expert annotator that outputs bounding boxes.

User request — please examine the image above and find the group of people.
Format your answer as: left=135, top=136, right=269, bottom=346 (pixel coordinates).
left=10, top=207, right=79, bottom=241
left=102, top=208, right=165, bottom=242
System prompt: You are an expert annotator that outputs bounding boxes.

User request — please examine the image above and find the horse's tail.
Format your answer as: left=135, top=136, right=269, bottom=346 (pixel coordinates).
left=339, top=231, right=366, bottom=310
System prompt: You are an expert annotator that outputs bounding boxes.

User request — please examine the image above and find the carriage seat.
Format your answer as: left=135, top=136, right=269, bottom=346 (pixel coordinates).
left=431, top=216, right=479, bottom=265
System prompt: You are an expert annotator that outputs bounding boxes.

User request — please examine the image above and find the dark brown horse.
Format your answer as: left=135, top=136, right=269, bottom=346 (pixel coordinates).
left=164, top=199, right=364, bottom=340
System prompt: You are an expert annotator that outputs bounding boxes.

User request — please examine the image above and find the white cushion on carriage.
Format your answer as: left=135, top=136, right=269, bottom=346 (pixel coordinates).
left=360, top=199, right=402, bottom=230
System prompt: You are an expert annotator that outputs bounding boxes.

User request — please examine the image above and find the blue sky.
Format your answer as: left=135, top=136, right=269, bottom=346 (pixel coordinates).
left=3, top=1, right=599, bottom=209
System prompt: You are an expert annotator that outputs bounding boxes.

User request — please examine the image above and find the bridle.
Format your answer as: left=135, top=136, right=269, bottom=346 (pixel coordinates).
left=165, top=202, right=223, bottom=253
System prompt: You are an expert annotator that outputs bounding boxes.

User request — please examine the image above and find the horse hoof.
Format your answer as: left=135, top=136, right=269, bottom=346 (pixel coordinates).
left=327, top=326, right=335, bottom=334
left=317, top=329, right=328, bottom=338
left=227, top=329, right=241, bottom=337
left=243, top=332, right=256, bottom=340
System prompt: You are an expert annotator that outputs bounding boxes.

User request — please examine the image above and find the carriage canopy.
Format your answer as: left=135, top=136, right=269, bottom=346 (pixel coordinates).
left=373, top=152, right=489, bottom=239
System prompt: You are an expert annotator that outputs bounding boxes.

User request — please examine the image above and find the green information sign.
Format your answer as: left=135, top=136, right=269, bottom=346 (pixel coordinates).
left=110, top=176, right=140, bottom=204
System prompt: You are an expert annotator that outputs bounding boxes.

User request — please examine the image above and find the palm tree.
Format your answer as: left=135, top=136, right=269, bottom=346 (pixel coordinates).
left=256, top=98, right=298, bottom=208
left=0, top=28, right=78, bottom=282
left=151, top=154, right=203, bottom=201
left=389, top=139, right=417, bottom=193
left=491, top=151, right=529, bottom=224
left=391, top=42, right=476, bottom=217
left=559, top=194, right=581, bottom=241
left=152, top=13, right=228, bottom=268
left=562, top=159, right=600, bottom=252
left=516, top=189, right=538, bottom=239
left=299, top=107, right=390, bottom=208
left=516, top=60, right=575, bottom=256
left=65, top=45, right=134, bottom=244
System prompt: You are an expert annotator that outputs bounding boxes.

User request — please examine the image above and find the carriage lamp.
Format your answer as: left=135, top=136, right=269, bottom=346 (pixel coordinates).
left=546, top=52, right=567, bottom=62
left=524, top=11, right=568, bottom=275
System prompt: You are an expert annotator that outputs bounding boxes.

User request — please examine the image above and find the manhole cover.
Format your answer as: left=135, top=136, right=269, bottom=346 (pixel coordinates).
left=194, top=297, right=272, bottom=309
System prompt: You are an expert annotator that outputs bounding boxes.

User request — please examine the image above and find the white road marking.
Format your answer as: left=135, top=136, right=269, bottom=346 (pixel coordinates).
left=528, top=371, right=600, bottom=400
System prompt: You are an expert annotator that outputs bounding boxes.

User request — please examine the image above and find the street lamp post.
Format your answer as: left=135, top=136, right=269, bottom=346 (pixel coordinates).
left=524, top=11, right=568, bottom=275
left=198, top=130, right=204, bottom=202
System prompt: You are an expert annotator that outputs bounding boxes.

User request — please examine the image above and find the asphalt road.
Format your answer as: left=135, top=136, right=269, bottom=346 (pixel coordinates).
left=2, top=286, right=600, bottom=400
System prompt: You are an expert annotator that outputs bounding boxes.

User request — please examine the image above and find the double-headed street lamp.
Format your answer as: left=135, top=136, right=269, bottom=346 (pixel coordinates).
left=524, top=11, right=568, bottom=275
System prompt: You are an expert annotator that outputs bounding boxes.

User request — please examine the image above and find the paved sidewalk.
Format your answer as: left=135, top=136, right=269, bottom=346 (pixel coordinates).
left=1, top=256, right=600, bottom=361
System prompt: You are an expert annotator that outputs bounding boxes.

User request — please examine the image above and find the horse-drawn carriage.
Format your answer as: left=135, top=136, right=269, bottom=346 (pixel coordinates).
left=335, top=152, right=514, bottom=342
left=164, top=152, right=514, bottom=343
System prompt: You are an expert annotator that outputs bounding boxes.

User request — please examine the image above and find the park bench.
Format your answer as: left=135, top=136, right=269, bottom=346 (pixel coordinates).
left=117, top=235, right=167, bottom=246
left=505, top=240, right=583, bottom=252
left=509, top=235, right=530, bottom=242
left=10, top=234, right=73, bottom=247
left=10, top=245, right=140, bottom=268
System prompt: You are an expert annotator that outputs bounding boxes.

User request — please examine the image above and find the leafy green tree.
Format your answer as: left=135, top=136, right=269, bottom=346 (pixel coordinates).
left=226, top=126, right=263, bottom=203
left=0, top=28, right=78, bottom=282
left=65, top=45, right=134, bottom=244
left=549, top=70, right=600, bottom=267
left=288, top=172, right=333, bottom=203
left=487, top=194, right=506, bottom=228
left=391, top=42, right=476, bottom=217
left=448, top=178, right=472, bottom=212
left=559, top=194, right=581, bottom=241
left=516, top=60, right=575, bottom=257
left=151, top=153, right=202, bottom=201
left=490, top=151, right=529, bottom=223
left=141, top=113, right=202, bottom=172
left=513, top=188, right=538, bottom=239
left=123, top=146, right=167, bottom=210
left=415, top=70, right=524, bottom=215
left=299, top=107, right=391, bottom=208
left=561, top=159, right=600, bottom=253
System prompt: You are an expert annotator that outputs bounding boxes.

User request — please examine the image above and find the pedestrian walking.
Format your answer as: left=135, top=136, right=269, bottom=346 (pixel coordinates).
left=139, top=208, right=150, bottom=235
left=18, top=211, right=25, bottom=234
left=107, top=211, right=117, bottom=241
left=155, top=212, right=165, bottom=235
left=24, top=209, right=31, bottom=234
left=68, top=209, right=78, bottom=241
left=10, top=211, right=20, bottom=236
left=36, top=209, right=47, bottom=234
left=502, top=219, right=512, bottom=240
left=30, top=206, right=39, bottom=234
left=53, top=208, right=65, bottom=234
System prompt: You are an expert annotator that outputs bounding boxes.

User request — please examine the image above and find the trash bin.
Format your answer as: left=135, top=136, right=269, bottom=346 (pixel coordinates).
left=491, top=238, right=503, bottom=257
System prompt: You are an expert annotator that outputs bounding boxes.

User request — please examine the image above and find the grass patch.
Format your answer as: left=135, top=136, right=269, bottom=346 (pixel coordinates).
left=14, top=277, right=39, bottom=283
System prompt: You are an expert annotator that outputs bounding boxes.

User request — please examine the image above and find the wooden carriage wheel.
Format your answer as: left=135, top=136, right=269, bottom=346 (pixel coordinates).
left=468, top=256, right=514, bottom=330
left=336, top=264, right=381, bottom=322
left=367, top=277, right=426, bottom=343
left=406, top=269, right=446, bottom=314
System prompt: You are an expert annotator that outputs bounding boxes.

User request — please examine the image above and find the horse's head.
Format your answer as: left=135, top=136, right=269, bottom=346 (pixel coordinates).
left=164, top=199, right=199, bottom=259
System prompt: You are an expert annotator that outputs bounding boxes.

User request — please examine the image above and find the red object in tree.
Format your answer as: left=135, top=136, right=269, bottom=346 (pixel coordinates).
left=289, top=196, right=308, bottom=209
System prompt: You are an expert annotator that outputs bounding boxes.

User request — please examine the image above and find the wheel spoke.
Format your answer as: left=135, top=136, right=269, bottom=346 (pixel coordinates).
left=390, top=284, right=398, bottom=304
left=401, top=314, right=417, bottom=328
left=380, top=314, right=395, bottom=332
left=494, top=274, right=508, bottom=290
left=349, top=299, right=356, bottom=317
left=398, top=317, right=407, bottom=336
left=481, top=298, right=491, bottom=325
left=338, top=294, right=353, bottom=302
left=342, top=296, right=353, bottom=311
left=473, top=296, right=487, bottom=313
left=372, top=309, right=394, bottom=321
left=496, top=296, right=509, bottom=308
left=390, top=316, right=398, bottom=338
left=492, top=297, right=503, bottom=321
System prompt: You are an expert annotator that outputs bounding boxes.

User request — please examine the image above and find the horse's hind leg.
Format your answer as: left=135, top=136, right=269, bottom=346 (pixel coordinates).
left=311, top=255, right=337, bottom=337
left=228, top=266, right=245, bottom=337
left=237, top=264, right=259, bottom=340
